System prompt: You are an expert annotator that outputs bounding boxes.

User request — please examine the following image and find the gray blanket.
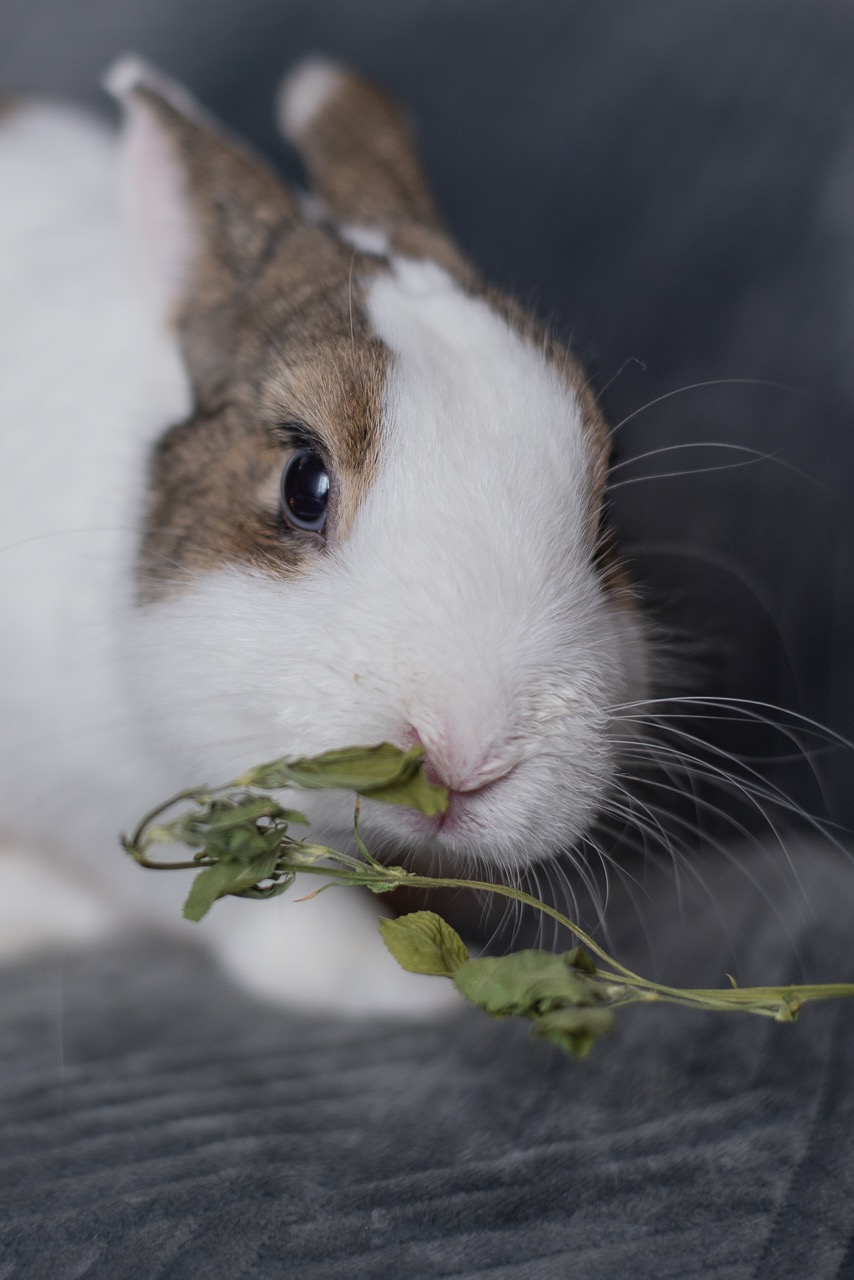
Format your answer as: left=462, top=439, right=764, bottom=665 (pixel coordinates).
left=2, top=841, right=852, bottom=1278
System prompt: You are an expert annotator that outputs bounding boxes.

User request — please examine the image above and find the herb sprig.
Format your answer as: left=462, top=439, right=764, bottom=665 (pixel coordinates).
left=123, top=742, right=854, bottom=1058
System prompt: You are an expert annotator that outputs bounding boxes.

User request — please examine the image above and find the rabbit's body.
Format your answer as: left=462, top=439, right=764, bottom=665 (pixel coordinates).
left=0, top=62, right=649, bottom=1012
left=0, top=105, right=181, bottom=879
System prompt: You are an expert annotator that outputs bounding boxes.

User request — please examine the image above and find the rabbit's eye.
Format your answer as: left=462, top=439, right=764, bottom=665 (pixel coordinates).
left=280, top=449, right=330, bottom=534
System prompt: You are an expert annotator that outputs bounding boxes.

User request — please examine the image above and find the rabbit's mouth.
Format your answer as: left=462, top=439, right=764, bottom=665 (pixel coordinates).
left=358, top=730, right=609, bottom=875
left=392, top=726, right=527, bottom=843
left=406, top=770, right=519, bottom=840
left=372, top=762, right=551, bottom=871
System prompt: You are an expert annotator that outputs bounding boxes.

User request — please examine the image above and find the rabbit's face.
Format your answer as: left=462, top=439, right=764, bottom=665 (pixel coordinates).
left=114, top=61, right=648, bottom=871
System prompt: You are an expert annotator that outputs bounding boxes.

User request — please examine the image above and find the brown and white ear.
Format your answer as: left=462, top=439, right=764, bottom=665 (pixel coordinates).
left=104, top=56, right=299, bottom=320
left=277, top=58, right=442, bottom=230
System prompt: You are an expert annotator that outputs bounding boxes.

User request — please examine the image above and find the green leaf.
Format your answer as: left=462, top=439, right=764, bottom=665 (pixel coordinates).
left=530, top=1007, right=615, bottom=1059
left=286, top=743, right=422, bottom=788
left=380, top=911, right=470, bottom=976
left=564, top=946, right=597, bottom=976
left=356, top=774, right=447, bottom=815
left=204, top=826, right=272, bottom=864
left=452, top=950, right=605, bottom=1018
left=200, top=796, right=285, bottom=830
left=244, top=743, right=449, bottom=816
left=239, top=871, right=295, bottom=902
left=273, top=809, right=310, bottom=827
left=183, top=849, right=282, bottom=921
left=450, top=949, right=616, bottom=1058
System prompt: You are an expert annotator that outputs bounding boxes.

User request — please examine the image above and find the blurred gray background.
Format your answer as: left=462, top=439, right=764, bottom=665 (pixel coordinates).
left=4, top=0, right=854, bottom=839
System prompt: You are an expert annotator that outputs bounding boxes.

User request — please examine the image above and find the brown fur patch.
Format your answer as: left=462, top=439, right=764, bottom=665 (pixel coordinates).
left=0, top=96, right=19, bottom=124
left=134, top=93, right=389, bottom=601
left=286, top=69, right=442, bottom=228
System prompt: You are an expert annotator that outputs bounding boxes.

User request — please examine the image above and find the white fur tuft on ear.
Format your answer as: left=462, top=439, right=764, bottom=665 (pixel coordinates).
left=103, top=54, right=160, bottom=100
left=103, top=55, right=212, bottom=127
left=277, top=56, right=348, bottom=143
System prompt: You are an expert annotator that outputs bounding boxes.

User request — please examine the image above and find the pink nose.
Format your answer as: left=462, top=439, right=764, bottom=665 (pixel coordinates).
left=404, top=724, right=521, bottom=796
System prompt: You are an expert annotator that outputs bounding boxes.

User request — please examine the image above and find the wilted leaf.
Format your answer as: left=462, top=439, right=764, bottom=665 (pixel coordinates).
left=452, top=950, right=605, bottom=1018
left=273, top=809, right=310, bottom=827
left=183, top=849, right=281, bottom=921
left=283, top=744, right=448, bottom=815
left=286, top=742, right=420, bottom=787
left=530, top=1006, right=615, bottom=1058
left=380, top=911, right=470, bottom=976
left=564, top=947, right=597, bottom=975
left=204, top=825, right=273, bottom=864
left=201, top=796, right=284, bottom=830
left=356, top=773, right=448, bottom=815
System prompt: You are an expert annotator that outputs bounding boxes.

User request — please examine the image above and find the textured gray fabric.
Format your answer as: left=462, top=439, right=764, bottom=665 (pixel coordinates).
left=2, top=842, right=853, bottom=1279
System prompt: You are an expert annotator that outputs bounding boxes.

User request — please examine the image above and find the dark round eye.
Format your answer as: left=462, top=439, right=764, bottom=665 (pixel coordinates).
left=280, top=449, right=330, bottom=534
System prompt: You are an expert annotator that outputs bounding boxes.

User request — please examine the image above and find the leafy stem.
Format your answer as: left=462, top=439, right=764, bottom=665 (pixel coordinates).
left=122, top=742, right=854, bottom=1057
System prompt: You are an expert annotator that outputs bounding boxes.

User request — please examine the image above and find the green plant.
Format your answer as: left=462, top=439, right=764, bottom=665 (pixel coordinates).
left=123, top=742, right=854, bottom=1058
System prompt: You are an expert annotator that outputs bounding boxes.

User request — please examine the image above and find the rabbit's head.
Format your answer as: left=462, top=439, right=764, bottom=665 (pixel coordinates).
left=109, top=58, right=649, bottom=872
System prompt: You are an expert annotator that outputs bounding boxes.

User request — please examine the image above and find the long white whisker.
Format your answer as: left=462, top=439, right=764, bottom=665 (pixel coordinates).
left=609, top=450, right=774, bottom=491
left=617, top=734, right=832, bottom=843
left=609, top=441, right=779, bottom=476
left=609, top=377, right=803, bottom=436
left=616, top=725, right=848, bottom=844
left=614, top=694, right=852, bottom=820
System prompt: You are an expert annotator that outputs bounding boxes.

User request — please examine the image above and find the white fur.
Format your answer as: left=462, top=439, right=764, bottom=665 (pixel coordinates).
left=337, top=222, right=390, bottom=256
left=0, top=842, right=114, bottom=960
left=277, top=57, right=348, bottom=141
left=0, top=104, right=187, bottom=926
left=0, top=85, right=647, bottom=1017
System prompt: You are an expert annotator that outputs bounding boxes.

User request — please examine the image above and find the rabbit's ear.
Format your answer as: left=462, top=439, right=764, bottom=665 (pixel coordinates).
left=277, top=59, right=442, bottom=231
left=105, top=57, right=299, bottom=320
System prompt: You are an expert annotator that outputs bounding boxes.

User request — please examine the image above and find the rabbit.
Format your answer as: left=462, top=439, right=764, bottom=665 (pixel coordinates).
left=0, top=57, right=650, bottom=1015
